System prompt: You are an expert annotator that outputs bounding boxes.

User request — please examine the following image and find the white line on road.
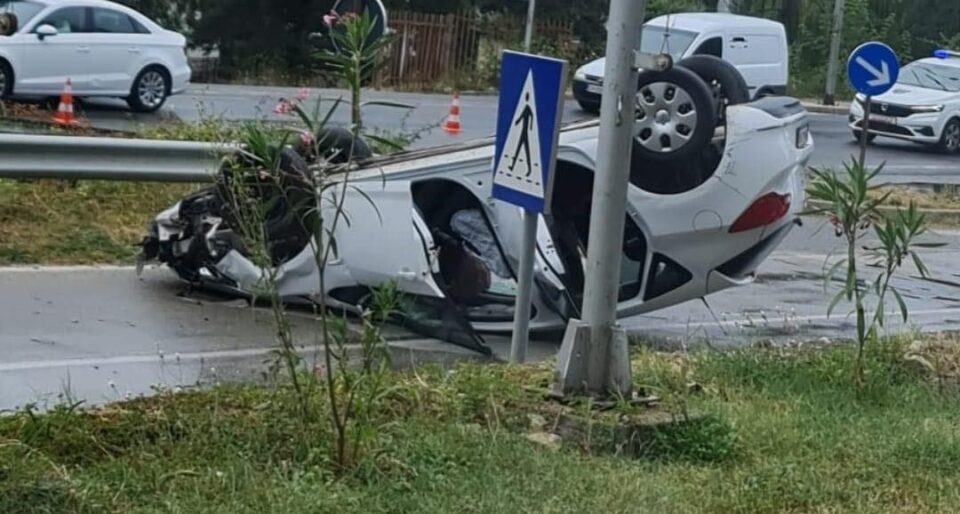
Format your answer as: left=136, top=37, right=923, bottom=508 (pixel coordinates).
left=630, top=306, right=960, bottom=333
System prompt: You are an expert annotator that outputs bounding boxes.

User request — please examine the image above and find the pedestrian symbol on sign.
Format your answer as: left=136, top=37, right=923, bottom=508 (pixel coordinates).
left=494, top=71, right=543, bottom=197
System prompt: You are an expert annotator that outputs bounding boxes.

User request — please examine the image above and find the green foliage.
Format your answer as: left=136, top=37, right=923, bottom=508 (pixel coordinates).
left=807, top=159, right=936, bottom=387
left=645, top=414, right=737, bottom=463
left=6, top=344, right=960, bottom=513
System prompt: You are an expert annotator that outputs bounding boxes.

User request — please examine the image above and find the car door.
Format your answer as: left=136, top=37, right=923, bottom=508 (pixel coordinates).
left=328, top=179, right=488, bottom=353
left=17, top=6, right=93, bottom=93
left=86, top=7, right=151, bottom=94
left=725, top=33, right=783, bottom=96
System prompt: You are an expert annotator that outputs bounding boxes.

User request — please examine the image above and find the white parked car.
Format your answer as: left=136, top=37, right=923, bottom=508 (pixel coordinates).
left=574, top=13, right=789, bottom=113
left=0, top=0, right=190, bottom=112
left=140, top=61, right=812, bottom=352
left=849, top=53, right=960, bottom=153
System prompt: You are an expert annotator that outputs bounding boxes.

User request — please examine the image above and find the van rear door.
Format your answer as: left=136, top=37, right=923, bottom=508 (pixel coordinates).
left=724, top=32, right=786, bottom=96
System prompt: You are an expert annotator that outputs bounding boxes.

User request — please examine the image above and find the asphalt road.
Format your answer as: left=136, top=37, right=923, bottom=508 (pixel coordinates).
left=4, top=222, right=960, bottom=411
left=75, top=83, right=959, bottom=184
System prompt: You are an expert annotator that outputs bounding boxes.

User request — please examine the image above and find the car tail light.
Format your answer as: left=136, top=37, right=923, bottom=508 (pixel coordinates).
left=729, top=193, right=791, bottom=233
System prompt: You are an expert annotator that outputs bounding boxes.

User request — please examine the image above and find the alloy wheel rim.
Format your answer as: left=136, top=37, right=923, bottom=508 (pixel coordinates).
left=634, top=81, right=699, bottom=154
left=138, top=71, right=166, bottom=108
left=946, top=124, right=960, bottom=150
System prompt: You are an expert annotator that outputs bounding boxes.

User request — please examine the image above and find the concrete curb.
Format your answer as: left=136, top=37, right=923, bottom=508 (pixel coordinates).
left=800, top=101, right=849, bottom=115
left=806, top=199, right=960, bottom=226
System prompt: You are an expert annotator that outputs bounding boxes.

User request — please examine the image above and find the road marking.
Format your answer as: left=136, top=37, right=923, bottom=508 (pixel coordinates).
left=0, top=265, right=137, bottom=274
left=630, top=306, right=960, bottom=332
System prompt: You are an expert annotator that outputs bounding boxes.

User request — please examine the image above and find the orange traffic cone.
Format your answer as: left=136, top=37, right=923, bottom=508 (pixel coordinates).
left=52, top=79, right=78, bottom=126
left=442, top=93, right=462, bottom=134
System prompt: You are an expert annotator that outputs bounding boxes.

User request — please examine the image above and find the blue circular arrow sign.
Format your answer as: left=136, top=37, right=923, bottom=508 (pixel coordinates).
left=847, top=42, right=900, bottom=96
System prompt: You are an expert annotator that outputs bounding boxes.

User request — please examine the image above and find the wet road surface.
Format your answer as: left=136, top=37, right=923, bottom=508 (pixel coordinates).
left=3, top=222, right=960, bottom=411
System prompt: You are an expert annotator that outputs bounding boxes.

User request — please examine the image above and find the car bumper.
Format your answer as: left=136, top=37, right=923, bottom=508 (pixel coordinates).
left=848, top=103, right=942, bottom=144
left=170, top=65, right=192, bottom=95
left=572, top=79, right=602, bottom=109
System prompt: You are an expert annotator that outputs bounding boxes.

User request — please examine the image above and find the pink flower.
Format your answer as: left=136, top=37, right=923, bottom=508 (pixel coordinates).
left=273, top=98, right=294, bottom=115
left=296, top=88, right=310, bottom=102
left=299, top=131, right=314, bottom=146
left=323, top=11, right=339, bottom=28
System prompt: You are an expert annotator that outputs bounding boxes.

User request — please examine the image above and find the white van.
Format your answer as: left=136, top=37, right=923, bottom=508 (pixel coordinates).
left=573, top=13, right=789, bottom=112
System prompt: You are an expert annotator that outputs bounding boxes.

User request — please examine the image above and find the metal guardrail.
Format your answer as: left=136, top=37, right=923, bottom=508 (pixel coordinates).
left=0, top=134, right=237, bottom=182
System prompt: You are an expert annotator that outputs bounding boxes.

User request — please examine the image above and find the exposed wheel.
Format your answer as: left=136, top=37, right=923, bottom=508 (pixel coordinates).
left=0, top=61, right=12, bottom=99
left=937, top=119, right=960, bottom=154
left=677, top=55, right=750, bottom=108
left=633, top=66, right=717, bottom=161
left=852, top=130, right=877, bottom=143
left=127, top=67, right=169, bottom=113
left=577, top=99, right=600, bottom=115
left=301, top=127, right=374, bottom=163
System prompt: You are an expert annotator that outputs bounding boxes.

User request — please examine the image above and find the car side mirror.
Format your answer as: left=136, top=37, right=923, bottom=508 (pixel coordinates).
left=36, top=24, right=58, bottom=40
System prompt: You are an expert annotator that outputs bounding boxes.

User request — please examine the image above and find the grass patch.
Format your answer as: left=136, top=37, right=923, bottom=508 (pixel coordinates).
left=0, top=180, right=197, bottom=265
left=4, top=341, right=960, bottom=513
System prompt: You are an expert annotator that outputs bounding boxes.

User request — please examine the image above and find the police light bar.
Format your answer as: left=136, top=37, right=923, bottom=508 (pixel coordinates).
left=934, top=49, right=960, bottom=59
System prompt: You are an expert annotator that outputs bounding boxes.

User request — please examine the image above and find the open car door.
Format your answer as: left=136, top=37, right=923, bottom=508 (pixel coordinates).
left=327, top=181, right=489, bottom=354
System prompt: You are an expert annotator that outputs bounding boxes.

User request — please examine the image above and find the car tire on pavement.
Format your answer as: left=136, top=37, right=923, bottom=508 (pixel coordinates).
left=852, top=130, right=877, bottom=144
left=127, top=67, right=170, bottom=113
left=633, top=66, right=718, bottom=162
left=937, top=119, right=960, bottom=154
left=0, top=61, right=12, bottom=99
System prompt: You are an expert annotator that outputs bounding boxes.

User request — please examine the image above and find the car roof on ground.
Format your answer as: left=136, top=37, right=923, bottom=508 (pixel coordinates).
left=646, top=12, right=784, bottom=33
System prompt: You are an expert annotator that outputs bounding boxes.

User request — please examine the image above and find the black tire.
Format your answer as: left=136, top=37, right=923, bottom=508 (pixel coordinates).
left=127, top=67, right=170, bottom=113
left=633, top=66, right=718, bottom=162
left=0, top=60, right=12, bottom=98
left=577, top=99, right=600, bottom=115
left=677, top=55, right=751, bottom=107
left=306, top=127, right=374, bottom=163
left=937, top=119, right=960, bottom=154
left=852, top=130, right=877, bottom=144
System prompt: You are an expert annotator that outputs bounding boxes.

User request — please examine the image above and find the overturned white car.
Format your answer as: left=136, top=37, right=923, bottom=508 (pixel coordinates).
left=141, top=58, right=813, bottom=353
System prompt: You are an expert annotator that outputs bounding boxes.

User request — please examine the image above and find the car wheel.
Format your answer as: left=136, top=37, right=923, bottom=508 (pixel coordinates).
left=852, top=130, right=877, bottom=144
left=937, top=119, right=960, bottom=154
left=633, top=66, right=718, bottom=161
left=0, top=61, right=12, bottom=99
left=577, top=99, right=600, bottom=115
left=127, top=67, right=169, bottom=113
left=677, top=55, right=750, bottom=108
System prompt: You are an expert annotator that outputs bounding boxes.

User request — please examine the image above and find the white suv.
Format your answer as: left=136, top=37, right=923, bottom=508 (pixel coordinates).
left=0, top=0, right=191, bottom=112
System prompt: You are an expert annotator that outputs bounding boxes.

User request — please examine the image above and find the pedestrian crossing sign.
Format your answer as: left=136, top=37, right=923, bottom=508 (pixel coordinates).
left=492, top=51, right=568, bottom=214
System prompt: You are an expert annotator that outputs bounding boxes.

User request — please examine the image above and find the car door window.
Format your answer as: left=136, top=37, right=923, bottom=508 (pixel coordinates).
left=91, top=8, right=145, bottom=33
left=693, top=36, right=723, bottom=58
left=37, top=6, right=88, bottom=33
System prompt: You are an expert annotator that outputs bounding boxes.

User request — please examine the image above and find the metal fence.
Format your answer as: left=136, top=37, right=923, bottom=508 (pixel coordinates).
left=379, top=11, right=577, bottom=90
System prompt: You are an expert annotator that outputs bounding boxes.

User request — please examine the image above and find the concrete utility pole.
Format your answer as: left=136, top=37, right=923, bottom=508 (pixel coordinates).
left=524, top=0, right=536, bottom=52
left=553, top=0, right=644, bottom=397
left=717, top=0, right=735, bottom=13
left=824, top=0, right=846, bottom=105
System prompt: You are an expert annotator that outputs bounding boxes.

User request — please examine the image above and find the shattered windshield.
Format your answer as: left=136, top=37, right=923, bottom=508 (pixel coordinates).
left=0, top=1, right=44, bottom=31
left=897, top=62, right=960, bottom=92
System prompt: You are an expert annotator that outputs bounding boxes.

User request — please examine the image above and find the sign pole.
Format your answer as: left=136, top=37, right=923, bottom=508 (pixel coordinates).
left=510, top=0, right=539, bottom=364
left=491, top=52, right=566, bottom=364
left=524, top=0, right=536, bottom=52
left=510, top=213, right=538, bottom=363
left=859, top=95, right=871, bottom=167
left=553, top=0, right=644, bottom=396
